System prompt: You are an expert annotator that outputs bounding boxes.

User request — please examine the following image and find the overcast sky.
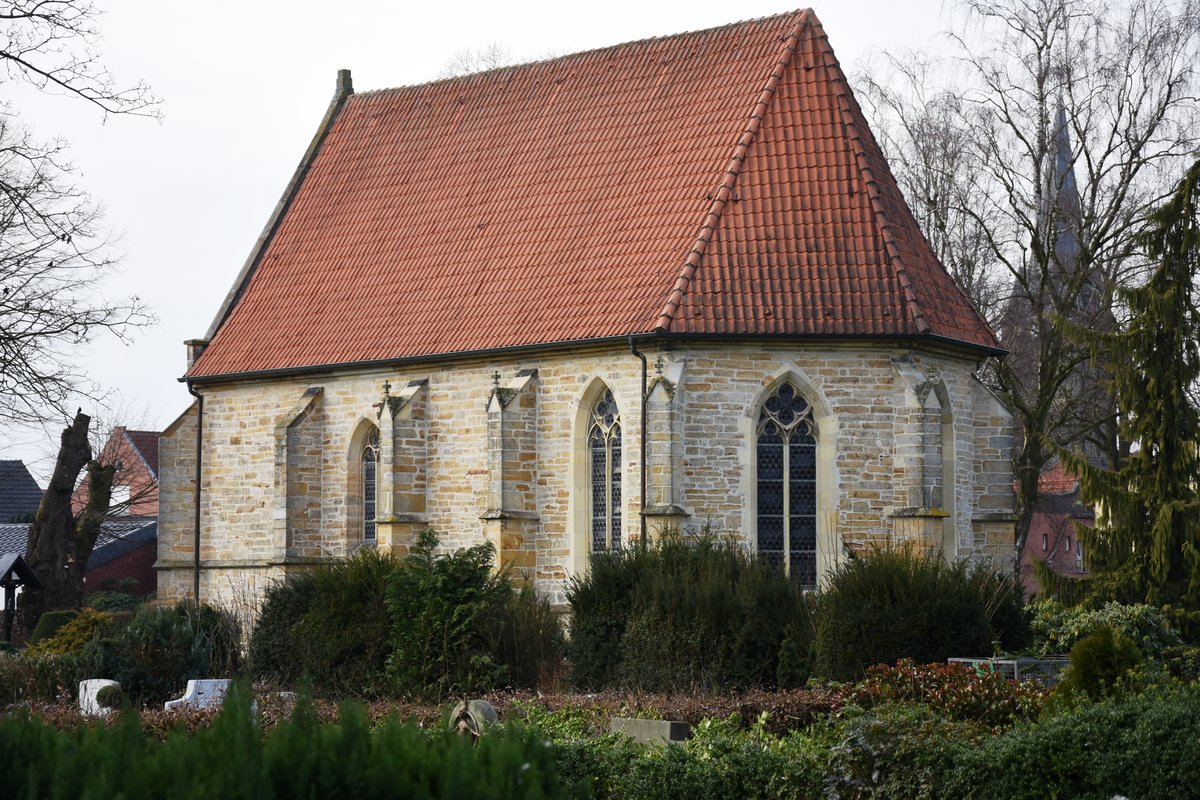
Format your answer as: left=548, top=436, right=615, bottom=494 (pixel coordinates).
left=2, top=0, right=956, bottom=484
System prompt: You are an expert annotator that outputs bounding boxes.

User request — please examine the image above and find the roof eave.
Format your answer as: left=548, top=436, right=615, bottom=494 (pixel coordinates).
left=182, top=329, right=1005, bottom=386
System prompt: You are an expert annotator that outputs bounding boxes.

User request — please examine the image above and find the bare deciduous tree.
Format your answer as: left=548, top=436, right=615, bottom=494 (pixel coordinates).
left=437, top=42, right=513, bottom=78
left=856, top=0, right=1200, bottom=571
left=0, top=1, right=157, bottom=425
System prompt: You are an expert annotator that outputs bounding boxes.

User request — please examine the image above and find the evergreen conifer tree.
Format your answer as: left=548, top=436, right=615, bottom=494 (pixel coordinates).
left=1057, top=160, right=1200, bottom=626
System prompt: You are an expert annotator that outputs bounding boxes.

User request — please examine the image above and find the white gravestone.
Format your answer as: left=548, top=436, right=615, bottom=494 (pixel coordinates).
left=163, top=679, right=231, bottom=711
left=79, top=679, right=120, bottom=717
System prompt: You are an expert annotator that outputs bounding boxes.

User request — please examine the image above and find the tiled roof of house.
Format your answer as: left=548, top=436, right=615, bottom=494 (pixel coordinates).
left=0, top=516, right=158, bottom=570
left=122, top=430, right=160, bottom=479
left=0, top=460, right=43, bottom=523
left=189, top=9, right=999, bottom=380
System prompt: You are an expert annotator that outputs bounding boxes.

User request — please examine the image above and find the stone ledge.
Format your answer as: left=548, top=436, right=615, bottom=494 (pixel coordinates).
left=971, top=512, right=1019, bottom=522
left=890, top=506, right=950, bottom=519
left=643, top=504, right=690, bottom=518
left=480, top=509, right=540, bottom=521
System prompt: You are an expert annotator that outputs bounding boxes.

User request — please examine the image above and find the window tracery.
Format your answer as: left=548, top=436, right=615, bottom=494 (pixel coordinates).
left=756, top=382, right=817, bottom=587
left=588, top=389, right=622, bottom=554
left=361, top=427, right=380, bottom=542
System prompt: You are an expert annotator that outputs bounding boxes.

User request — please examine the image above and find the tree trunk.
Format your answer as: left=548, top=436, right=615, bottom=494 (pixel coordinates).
left=16, top=411, right=92, bottom=637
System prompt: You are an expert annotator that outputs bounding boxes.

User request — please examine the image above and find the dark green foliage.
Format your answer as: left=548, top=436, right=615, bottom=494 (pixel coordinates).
left=1029, top=599, right=1182, bottom=658
left=1162, top=644, right=1200, bottom=681
left=565, top=545, right=650, bottom=689
left=825, top=705, right=982, bottom=800
left=30, top=609, right=77, bottom=643
left=944, top=686, right=1200, bottom=799
left=250, top=537, right=563, bottom=699
left=1058, top=625, right=1142, bottom=701
left=0, top=651, right=84, bottom=704
left=0, top=688, right=580, bottom=799
left=82, top=601, right=242, bottom=705
left=1058, top=160, right=1200, bottom=625
left=289, top=549, right=396, bottom=696
left=553, top=717, right=830, bottom=800
left=249, top=549, right=397, bottom=695
left=28, top=607, right=117, bottom=654
left=813, top=548, right=1030, bottom=681
left=384, top=529, right=512, bottom=698
left=249, top=571, right=315, bottom=685
left=566, top=534, right=811, bottom=691
left=484, top=585, right=566, bottom=691
left=95, top=683, right=123, bottom=709
left=85, top=589, right=147, bottom=614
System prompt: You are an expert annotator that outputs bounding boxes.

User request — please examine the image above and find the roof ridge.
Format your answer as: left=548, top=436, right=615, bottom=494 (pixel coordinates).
left=809, top=18, right=930, bottom=335
left=354, top=10, right=811, bottom=98
left=653, top=10, right=809, bottom=332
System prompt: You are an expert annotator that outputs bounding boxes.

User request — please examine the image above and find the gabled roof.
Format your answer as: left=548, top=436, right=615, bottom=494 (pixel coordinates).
left=0, top=460, right=42, bottom=523
left=189, top=9, right=999, bottom=380
left=121, top=430, right=160, bottom=479
left=0, top=517, right=158, bottom=572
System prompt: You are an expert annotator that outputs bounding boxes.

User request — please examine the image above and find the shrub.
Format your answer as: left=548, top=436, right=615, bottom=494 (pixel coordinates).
left=845, top=659, right=1047, bottom=729
left=85, top=590, right=146, bottom=614
left=1029, top=599, right=1183, bottom=658
left=0, top=651, right=84, bottom=705
left=289, top=549, right=397, bottom=696
left=385, top=529, right=512, bottom=698
left=82, top=601, right=242, bottom=706
left=94, top=684, right=123, bottom=709
left=1057, top=625, right=1142, bottom=702
left=484, top=585, right=566, bottom=692
left=249, top=572, right=316, bottom=685
left=30, top=609, right=77, bottom=644
left=825, top=704, right=982, bottom=800
left=27, top=608, right=116, bottom=655
left=1162, top=644, right=1200, bottom=682
left=813, top=548, right=1030, bottom=681
left=567, top=533, right=811, bottom=692
left=565, top=544, right=651, bottom=689
left=553, top=715, right=830, bottom=800
left=945, top=685, right=1200, bottom=799
left=619, top=535, right=810, bottom=691
left=250, top=549, right=397, bottom=695
left=0, top=689, right=579, bottom=799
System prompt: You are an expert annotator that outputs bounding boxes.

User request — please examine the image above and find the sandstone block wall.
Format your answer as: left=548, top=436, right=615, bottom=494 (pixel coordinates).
left=158, top=342, right=1016, bottom=610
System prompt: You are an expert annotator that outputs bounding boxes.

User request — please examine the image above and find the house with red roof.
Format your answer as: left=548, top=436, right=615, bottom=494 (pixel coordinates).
left=72, top=427, right=160, bottom=597
left=158, top=10, right=1015, bottom=606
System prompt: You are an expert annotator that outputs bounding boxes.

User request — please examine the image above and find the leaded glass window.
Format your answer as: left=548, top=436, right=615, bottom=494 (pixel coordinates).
left=588, top=389, right=622, bottom=554
left=362, top=427, right=380, bottom=542
left=756, top=382, right=817, bottom=588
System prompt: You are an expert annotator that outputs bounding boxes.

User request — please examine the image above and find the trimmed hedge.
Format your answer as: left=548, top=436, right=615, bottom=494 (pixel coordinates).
left=0, top=689, right=580, bottom=799
left=567, top=534, right=811, bottom=692
left=813, top=548, right=1030, bottom=681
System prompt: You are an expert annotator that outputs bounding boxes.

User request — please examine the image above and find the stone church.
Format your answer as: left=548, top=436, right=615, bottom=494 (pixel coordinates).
left=157, top=9, right=1016, bottom=607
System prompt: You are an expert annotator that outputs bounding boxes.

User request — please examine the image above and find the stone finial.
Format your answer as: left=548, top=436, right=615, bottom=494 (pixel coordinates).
left=654, top=354, right=665, bottom=376
left=492, top=370, right=501, bottom=387
left=336, top=68, right=353, bottom=95
left=383, top=380, right=391, bottom=396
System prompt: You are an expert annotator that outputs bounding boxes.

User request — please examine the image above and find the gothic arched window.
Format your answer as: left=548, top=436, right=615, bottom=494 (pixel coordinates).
left=361, top=427, right=380, bottom=542
left=588, top=389, right=622, bottom=554
left=756, top=382, right=817, bottom=587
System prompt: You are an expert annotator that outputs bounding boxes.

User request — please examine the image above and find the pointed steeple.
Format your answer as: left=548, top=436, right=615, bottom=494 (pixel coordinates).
left=1046, top=102, right=1082, bottom=273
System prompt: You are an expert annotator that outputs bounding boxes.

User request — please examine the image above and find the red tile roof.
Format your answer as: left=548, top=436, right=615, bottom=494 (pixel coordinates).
left=122, top=430, right=160, bottom=479
left=189, top=9, right=999, bottom=380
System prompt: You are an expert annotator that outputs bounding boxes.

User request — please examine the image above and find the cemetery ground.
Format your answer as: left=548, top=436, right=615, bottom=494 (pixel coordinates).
left=3, top=538, right=1200, bottom=799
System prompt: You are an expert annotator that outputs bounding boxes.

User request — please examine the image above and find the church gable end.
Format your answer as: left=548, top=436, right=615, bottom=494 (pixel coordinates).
left=160, top=11, right=1016, bottom=611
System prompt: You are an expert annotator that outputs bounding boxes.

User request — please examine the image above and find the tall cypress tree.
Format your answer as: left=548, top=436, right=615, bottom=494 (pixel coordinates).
left=1057, top=160, right=1200, bottom=619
